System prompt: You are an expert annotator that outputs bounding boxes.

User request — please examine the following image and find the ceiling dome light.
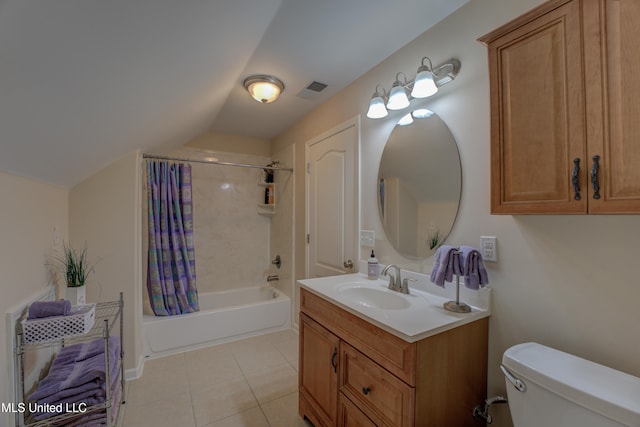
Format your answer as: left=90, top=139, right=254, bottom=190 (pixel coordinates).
left=243, top=75, right=285, bottom=104
left=411, top=57, right=438, bottom=98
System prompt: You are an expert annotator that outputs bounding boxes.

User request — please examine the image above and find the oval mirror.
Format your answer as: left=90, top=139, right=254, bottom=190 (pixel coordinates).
left=377, top=110, right=461, bottom=259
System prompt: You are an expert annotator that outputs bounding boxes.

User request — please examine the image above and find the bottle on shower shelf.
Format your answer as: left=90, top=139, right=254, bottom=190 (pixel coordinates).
left=264, top=185, right=274, bottom=205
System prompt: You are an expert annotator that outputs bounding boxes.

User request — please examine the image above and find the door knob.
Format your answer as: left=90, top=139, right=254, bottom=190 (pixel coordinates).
left=343, top=259, right=354, bottom=269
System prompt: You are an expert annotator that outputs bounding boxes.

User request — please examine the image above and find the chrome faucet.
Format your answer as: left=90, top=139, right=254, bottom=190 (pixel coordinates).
left=381, top=264, right=414, bottom=294
left=381, top=264, right=402, bottom=292
left=267, top=275, right=279, bottom=282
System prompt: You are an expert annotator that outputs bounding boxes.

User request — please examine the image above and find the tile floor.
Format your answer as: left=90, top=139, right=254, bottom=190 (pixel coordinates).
left=119, top=329, right=312, bottom=427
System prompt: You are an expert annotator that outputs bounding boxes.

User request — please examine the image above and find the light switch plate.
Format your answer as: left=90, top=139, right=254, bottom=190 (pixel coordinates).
left=480, top=236, right=497, bottom=262
left=360, top=230, right=375, bottom=247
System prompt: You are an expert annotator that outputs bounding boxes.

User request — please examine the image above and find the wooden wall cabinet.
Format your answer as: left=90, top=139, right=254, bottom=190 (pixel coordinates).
left=479, top=0, right=640, bottom=214
left=299, top=289, right=488, bottom=427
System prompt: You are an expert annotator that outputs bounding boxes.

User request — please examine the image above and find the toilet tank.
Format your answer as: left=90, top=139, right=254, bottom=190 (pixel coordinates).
left=502, top=342, right=640, bottom=427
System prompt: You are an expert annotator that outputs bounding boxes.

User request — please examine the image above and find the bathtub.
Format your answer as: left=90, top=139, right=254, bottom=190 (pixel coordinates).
left=143, top=285, right=291, bottom=359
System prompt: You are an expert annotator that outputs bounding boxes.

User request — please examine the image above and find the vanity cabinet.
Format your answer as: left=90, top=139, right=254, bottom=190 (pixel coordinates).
left=479, top=0, right=640, bottom=214
left=299, top=288, right=488, bottom=427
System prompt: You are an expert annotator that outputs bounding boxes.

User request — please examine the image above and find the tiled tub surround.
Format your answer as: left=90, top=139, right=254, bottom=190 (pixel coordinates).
left=189, top=150, right=273, bottom=294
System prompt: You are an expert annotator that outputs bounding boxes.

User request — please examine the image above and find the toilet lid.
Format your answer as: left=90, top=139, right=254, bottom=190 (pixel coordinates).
left=502, top=342, right=640, bottom=427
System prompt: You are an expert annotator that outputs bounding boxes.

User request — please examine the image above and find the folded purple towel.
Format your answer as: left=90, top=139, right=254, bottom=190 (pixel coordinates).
left=51, top=336, right=120, bottom=367
left=28, top=340, right=120, bottom=402
left=459, top=246, right=489, bottom=290
left=430, top=245, right=462, bottom=287
left=27, top=300, right=72, bottom=320
left=33, top=371, right=121, bottom=421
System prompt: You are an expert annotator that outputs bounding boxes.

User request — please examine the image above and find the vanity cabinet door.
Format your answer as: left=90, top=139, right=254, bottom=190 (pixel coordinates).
left=583, top=0, right=640, bottom=213
left=481, top=0, right=586, bottom=214
left=300, top=313, right=340, bottom=427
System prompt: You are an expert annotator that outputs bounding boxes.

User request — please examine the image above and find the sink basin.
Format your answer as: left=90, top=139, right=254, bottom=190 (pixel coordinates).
left=338, top=285, right=410, bottom=310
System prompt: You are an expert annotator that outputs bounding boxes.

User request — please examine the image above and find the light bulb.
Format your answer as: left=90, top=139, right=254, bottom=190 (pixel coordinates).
left=386, top=84, right=410, bottom=110
left=411, top=70, right=438, bottom=98
left=366, top=95, right=388, bottom=119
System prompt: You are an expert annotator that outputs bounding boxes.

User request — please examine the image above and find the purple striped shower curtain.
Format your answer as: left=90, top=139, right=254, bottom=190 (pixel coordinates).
left=146, top=161, right=199, bottom=316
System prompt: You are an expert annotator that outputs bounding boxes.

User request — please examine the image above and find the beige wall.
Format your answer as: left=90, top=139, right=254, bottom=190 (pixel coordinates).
left=273, top=0, right=640, bottom=426
left=0, top=171, right=68, bottom=426
left=186, top=131, right=271, bottom=157
left=69, top=151, right=142, bottom=375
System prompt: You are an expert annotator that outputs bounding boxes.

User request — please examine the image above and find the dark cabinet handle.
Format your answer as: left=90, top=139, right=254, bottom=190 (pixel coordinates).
left=362, top=386, right=371, bottom=395
left=591, top=155, right=601, bottom=200
left=331, top=347, right=337, bottom=373
left=572, top=158, right=581, bottom=200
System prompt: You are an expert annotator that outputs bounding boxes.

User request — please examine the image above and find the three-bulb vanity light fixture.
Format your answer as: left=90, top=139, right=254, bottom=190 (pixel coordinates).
left=244, top=75, right=285, bottom=104
left=366, top=57, right=461, bottom=119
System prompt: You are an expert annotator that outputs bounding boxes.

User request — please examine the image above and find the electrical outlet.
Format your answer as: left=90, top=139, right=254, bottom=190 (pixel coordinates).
left=480, top=236, right=497, bottom=262
left=360, top=230, right=375, bottom=247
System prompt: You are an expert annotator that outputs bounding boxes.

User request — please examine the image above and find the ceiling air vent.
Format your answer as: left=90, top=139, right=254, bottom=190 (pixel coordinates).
left=297, top=81, right=328, bottom=100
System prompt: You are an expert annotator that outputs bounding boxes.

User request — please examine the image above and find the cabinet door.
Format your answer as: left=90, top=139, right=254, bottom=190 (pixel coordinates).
left=299, top=313, right=340, bottom=426
left=481, top=0, right=587, bottom=213
left=584, top=0, right=640, bottom=212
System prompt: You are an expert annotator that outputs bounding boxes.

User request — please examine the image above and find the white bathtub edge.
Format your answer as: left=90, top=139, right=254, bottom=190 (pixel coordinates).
left=143, top=323, right=291, bottom=360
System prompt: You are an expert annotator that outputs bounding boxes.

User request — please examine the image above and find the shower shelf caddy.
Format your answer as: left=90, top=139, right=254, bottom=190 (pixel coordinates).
left=258, top=180, right=276, bottom=216
left=14, top=293, right=125, bottom=427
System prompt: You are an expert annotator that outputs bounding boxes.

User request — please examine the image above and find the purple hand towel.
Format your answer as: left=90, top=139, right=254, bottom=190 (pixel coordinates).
left=459, top=246, right=489, bottom=290
left=430, top=245, right=462, bottom=287
left=51, top=336, right=120, bottom=366
left=27, top=300, right=72, bottom=320
left=28, top=341, right=120, bottom=402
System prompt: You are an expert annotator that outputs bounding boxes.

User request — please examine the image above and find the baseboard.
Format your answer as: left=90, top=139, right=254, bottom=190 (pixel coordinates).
left=125, top=355, right=144, bottom=381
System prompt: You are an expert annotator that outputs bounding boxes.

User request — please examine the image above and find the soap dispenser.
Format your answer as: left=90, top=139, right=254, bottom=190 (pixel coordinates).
left=367, top=250, right=379, bottom=280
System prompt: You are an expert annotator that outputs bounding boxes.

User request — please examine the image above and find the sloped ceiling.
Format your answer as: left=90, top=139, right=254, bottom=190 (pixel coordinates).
left=0, top=0, right=468, bottom=187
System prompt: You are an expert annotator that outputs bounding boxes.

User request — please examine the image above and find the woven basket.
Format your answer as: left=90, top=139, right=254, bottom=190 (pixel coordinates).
left=22, top=303, right=96, bottom=343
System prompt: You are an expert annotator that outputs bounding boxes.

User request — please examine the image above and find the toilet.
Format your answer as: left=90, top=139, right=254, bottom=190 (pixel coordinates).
left=501, top=342, right=640, bottom=427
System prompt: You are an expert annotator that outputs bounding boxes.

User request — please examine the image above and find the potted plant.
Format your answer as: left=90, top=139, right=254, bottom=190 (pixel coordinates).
left=59, top=242, right=97, bottom=305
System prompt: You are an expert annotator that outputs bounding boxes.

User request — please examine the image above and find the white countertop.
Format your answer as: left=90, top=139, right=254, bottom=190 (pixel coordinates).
left=298, top=270, right=491, bottom=343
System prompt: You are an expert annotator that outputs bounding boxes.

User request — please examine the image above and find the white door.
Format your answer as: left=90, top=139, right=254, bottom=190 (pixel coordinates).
left=306, top=117, right=359, bottom=278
